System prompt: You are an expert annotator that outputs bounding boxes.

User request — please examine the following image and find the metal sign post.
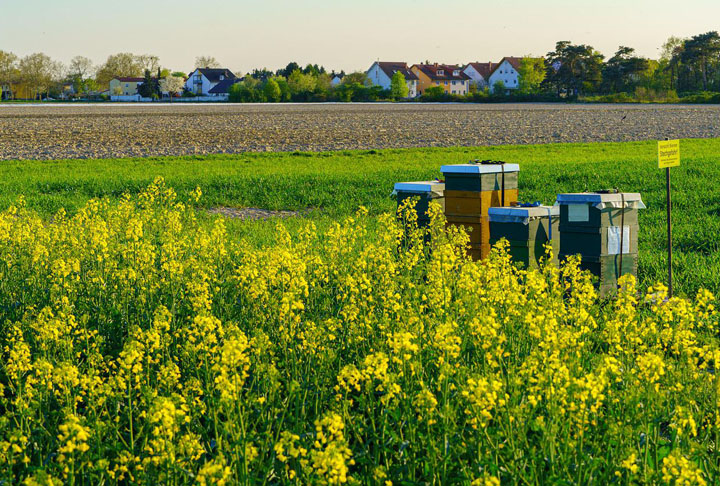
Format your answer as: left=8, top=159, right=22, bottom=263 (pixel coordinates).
left=658, top=139, right=680, bottom=298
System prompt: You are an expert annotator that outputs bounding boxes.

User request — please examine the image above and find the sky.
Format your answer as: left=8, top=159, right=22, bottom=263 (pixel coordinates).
left=1, top=0, right=719, bottom=74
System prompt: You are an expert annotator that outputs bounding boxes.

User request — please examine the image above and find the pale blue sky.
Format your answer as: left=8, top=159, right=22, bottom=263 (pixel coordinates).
left=1, top=0, right=718, bottom=74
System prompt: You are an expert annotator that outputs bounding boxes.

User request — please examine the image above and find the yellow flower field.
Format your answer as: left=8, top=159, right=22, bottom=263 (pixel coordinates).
left=0, top=178, right=718, bottom=485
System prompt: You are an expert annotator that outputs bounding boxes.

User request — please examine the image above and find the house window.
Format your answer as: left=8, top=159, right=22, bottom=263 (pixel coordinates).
left=453, top=70, right=459, bottom=76
left=125, top=84, right=129, bottom=88
left=444, top=81, right=448, bottom=85
left=437, top=70, right=444, bottom=75
left=452, top=81, right=457, bottom=85
left=219, top=75, right=224, bottom=81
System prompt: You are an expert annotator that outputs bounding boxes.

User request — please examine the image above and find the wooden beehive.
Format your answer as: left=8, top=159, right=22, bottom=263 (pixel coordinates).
left=556, top=192, right=645, bottom=297
left=394, top=180, right=445, bottom=227
left=441, top=163, right=520, bottom=260
left=488, top=205, right=559, bottom=268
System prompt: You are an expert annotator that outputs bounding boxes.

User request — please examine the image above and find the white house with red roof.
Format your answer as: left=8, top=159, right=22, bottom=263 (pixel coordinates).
left=487, top=57, right=524, bottom=92
left=366, top=62, right=419, bottom=98
left=462, top=62, right=495, bottom=89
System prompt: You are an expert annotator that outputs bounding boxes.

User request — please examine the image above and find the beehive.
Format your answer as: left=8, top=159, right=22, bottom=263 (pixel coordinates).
left=394, top=180, right=445, bottom=227
left=441, top=163, right=520, bottom=260
left=488, top=205, right=559, bottom=268
left=556, top=192, right=645, bottom=297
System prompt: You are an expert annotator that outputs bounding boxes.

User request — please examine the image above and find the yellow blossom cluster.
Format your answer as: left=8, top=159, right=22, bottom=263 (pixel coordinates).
left=0, top=181, right=718, bottom=485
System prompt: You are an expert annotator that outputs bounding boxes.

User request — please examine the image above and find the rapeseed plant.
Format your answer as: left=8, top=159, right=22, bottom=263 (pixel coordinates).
left=0, top=178, right=718, bottom=484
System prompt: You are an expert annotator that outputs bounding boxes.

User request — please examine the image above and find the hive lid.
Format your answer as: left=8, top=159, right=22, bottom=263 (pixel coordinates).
left=394, top=181, right=445, bottom=193
left=488, top=205, right=558, bottom=224
left=555, top=193, right=646, bottom=210
left=441, top=163, right=520, bottom=174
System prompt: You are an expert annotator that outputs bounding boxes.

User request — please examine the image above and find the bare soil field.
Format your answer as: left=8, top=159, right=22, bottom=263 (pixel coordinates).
left=1, top=102, right=719, bottom=160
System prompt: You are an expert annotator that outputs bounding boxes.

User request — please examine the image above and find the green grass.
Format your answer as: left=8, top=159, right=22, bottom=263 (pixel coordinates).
left=2, top=138, right=719, bottom=296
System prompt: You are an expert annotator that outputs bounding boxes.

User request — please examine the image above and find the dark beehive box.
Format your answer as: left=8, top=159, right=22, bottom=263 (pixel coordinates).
left=441, top=163, right=520, bottom=192
left=394, top=181, right=445, bottom=224
left=556, top=193, right=645, bottom=297
left=489, top=206, right=559, bottom=268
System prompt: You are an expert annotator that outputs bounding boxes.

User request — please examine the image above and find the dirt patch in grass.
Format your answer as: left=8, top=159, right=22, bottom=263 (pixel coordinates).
left=207, top=207, right=313, bottom=220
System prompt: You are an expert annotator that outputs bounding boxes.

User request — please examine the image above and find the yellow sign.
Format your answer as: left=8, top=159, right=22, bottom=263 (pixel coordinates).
left=658, top=139, right=680, bottom=168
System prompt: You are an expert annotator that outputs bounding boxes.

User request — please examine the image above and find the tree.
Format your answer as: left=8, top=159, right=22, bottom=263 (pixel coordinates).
left=492, top=80, right=507, bottom=95
left=251, top=68, right=274, bottom=81
left=160, top=75, right=185, bottom=99
left=0, top=51, right=19, bottom=99
left=137, top=69, right=157, bottom=98
left=517, top=57, right=546, bottom=94
left=263, top=78, right=282, bottom=102
left=287, top=69, right=316, bottom=98
left=342, top=71, right=370, bottom=86
left=544, top=41, right=604, bottom=96
left=96, top=53, right=143, bottom=88
left=195, top=56, right=220, bottom=69
left=137, top=54, right=160, bottom=73
left=229, top=79, right=263, bottom=102
left=602, top=47, right=650, bottom=93
left=68, top=56, right=94, bottom=80
left=680, top=31, right=720, bottom=91
left=18, top=53, right=58, bottom=100
left=276, top=62, right=300, bottom=78
left=67, top=56, right=95, bottom=95
left=660, top=36, right=685, bottom=90
left=275, top=77, right=291, bottom=101
left=390, top=71, right=409, bottom=98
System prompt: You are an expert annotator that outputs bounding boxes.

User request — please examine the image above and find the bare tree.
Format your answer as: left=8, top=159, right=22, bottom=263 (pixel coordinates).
left=95, top=53, right=143, bottom=88
left=0, top=50, right=19, bottom=99
left=137, top=54, right=160, bottom=73
left=69, top=56, right=95, bottom=80
left=195, top=55, right=220, bottom=69
left=18, top=53, right=57, bottom=100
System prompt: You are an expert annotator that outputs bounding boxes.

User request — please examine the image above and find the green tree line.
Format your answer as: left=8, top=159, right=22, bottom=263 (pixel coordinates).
left=3, top=31, right=720, bottom=102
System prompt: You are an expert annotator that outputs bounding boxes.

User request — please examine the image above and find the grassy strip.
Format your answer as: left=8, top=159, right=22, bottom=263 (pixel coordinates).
left=2, top=138, right=719, bottom=295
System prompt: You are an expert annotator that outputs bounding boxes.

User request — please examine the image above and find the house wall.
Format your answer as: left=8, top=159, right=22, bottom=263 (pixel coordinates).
left=109, top=79, right=142, bottom=96
left=411, top=67, right=468, bottom=95
left=411, top=67, right=431, bottom=94
left=488, top=60, right=520, bottom=92
left=367, top=63, right=392, bottom=90
left=407, top=80, right=417, bottom=98
left=463, top=65, right=487, bottom=88
left=184, top=70, right=217, bottom=96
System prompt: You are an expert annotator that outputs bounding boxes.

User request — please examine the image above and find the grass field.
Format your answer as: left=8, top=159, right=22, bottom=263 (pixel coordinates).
left=3, top=139, right=720, bottom=485
left=2, top=138, right=718, bottom=296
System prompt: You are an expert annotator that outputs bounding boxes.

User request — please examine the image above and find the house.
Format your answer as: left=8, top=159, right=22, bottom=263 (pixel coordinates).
left=330, top=73, right=344, bottom=86
left=462, top=62, right=495, bottom=89
left=487, top=57, right=526, bottom=93
left=109, top=77, right=145, bottom=96
left=410, top=63, right=470, bottom=95
left=185, top=68, right=237, bottom=96
left=207, top=78, right=243, bottom=100
left=366, top=62, right=419, bottom=97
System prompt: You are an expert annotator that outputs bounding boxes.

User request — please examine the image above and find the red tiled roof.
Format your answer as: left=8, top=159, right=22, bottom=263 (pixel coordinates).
left=489, top=57, right=543, bottom=76
left=464, top=62, right=495, bottom=79
left=412, top=64, right=470, bottom=81
left=375, top=62, right=419, bottom=81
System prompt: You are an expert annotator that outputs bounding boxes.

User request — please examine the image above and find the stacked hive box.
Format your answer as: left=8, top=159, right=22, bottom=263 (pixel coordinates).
left=556, top=192, right=645, bottom=297
left=394, top=180, right=445, bottom=228
left=441, top=163, right=519, bottom=260
left=488, top=205, right=559, bottom=268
